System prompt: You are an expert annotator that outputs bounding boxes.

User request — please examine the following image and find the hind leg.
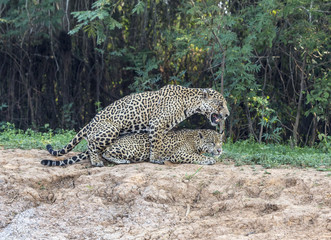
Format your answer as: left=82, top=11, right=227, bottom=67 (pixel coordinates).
left=88, top=123, right=120, bottom=167
left=88, top=142, right=105, bottom=167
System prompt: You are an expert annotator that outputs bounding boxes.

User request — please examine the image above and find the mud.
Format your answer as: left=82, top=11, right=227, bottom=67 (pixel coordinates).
left=0, top=149, right=330, bottom=239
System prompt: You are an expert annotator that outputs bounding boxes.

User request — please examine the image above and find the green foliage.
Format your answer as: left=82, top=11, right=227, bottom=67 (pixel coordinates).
left=2, top=0, right=63, bottom=38
left=69, top=0, right=122, bottom=44
left=0, top=103, right=8, bottom=111
left=220, top=140, right=331, bottom=169
left=181, top=0, right=283, bottom=143
left=248, top=96, right=282, bottom=143
left=132, top=1, right=145, bottom=15
left=305, top=71, right=331, bottom=122
left=95, top=101, right=103, bottom=113
left=62, top=103, right=76, bottom=129
left=0, top=123, right=86, bottom=152
left=243, top=0, right=278, bottom=50
left=0, top=0, right=329, bottom=146
left=316, top=134, right=330, bottom=153
left=125, top=54, right=162, bottom=92
left=169, top=71, right=190, bottom=87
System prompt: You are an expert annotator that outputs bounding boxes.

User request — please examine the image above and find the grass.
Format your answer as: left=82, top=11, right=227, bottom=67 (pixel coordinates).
left=220, top=139, right=331, bottom=170
left=0, top=123, right=87, bottom=152
left=0, top=122, right=330, bottom=170
left=184, top=166, right=203, bottom=180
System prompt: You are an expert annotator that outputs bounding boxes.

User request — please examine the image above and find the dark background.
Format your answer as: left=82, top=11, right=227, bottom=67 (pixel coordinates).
left=0, top=0, right=329, bottom=146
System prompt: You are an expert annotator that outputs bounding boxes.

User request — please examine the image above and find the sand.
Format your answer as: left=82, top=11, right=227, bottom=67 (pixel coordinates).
left=0, top=149, right=330, bottom=239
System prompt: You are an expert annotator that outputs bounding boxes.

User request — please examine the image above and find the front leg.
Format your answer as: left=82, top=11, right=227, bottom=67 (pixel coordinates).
left=170, top=151, right=216, bottom=165
left=148, top=119, right=166, bottom=162
left=102, top=154, right=131, bottom=164
left=149, top=159, right=165, bottom=164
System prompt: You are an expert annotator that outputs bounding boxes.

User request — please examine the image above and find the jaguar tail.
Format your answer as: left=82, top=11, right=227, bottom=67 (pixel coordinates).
left=46, top=129, right=85, bottom=156
left=41, top=151, right=89, bottom=166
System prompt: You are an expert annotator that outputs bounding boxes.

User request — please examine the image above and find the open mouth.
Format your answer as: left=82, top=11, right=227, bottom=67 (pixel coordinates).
left=210, top=113, right=222, bottom=126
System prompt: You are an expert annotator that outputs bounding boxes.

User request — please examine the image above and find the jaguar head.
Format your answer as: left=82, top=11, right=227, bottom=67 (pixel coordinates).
left=198, top=130, right=223, bottom=156
left=198, top=88, right=229, bottom=127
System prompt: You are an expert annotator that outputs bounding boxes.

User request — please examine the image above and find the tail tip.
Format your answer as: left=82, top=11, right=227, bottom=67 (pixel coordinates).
left=40, top=160, right=48, bottom=165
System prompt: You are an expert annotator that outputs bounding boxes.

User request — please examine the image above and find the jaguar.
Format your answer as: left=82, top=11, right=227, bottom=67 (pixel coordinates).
left=41, top=129, right=223, bottom=166
left=45, top=85, right=229, bottom=167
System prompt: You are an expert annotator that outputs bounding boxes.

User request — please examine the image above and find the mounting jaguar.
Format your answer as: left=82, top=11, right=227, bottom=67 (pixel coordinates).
left=41, top=129, right=223, bottom=166
left=45, top=85, right=229, bottom=167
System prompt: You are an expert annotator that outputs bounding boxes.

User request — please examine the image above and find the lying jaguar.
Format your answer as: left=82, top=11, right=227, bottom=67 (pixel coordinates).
left=46, top=85, right=229, bottom=167
left=41, top=129, right=223, bottom=166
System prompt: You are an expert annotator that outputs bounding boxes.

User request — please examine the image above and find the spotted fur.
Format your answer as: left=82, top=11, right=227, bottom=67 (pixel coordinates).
left=44, top=85, right=229, bottom=167
left=41, top=129, right=222, bottom=166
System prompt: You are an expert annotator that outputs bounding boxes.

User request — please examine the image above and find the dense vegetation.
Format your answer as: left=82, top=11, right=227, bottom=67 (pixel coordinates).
left=0, top=0, right=330, bottom=147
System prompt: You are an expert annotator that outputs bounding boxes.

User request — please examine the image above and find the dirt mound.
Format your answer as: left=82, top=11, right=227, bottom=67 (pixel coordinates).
left=0, top=149, right=330, bottom=239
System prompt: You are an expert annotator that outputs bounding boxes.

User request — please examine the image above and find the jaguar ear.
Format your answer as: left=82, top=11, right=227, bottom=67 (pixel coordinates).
left=199, top=132, right=204, bottom=139
left=202, top=89, right=209, bottom=99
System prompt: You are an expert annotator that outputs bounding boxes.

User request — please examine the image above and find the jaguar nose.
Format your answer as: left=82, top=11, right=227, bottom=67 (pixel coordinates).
left=217, top=148, right=222, bottom=154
